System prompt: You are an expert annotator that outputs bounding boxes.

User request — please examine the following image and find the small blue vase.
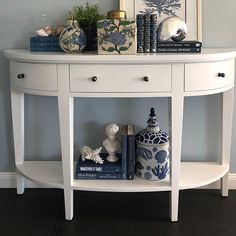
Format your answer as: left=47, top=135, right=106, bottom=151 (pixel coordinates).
left=59, top=19, right=87, bottom=53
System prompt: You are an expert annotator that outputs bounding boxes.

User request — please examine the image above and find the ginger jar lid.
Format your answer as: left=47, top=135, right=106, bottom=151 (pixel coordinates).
left=107, top=10, right=126, bottom=20
left=135, top=108, right=169, bottom=145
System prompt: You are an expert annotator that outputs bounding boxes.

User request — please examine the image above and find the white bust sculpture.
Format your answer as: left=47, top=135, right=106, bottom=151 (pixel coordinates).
left=103, top=123, right=120, bottom=162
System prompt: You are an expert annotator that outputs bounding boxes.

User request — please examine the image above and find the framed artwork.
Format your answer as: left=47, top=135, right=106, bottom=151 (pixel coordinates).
left=119, top=0, right=202, bottom=41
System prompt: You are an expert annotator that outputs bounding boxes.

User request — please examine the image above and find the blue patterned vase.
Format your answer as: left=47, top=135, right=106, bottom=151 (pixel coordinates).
left=135, top=108, right=169, bottom=181
left=59, top=19, right=87, bottom=53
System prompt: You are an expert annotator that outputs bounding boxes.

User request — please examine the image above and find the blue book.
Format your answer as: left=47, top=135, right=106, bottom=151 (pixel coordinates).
left=156, top=47, right=201, bottom=53
left=121, top=125, right=128, bottom=180
left=76, top=172, right=123, bottom=180
left=126, top=125, right=135, bottom=180
left=30, top=36, right=62, bottom=52
left=157, top=40, right=202, bottom=48
left=76, top=153, right=122, bottom=173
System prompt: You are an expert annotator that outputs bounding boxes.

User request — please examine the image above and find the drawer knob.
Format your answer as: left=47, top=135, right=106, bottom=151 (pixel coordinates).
left=143, top=76, right=149, bottom=82
left=91, top=76, right=98, bottom=82
left=218, top=72, right=225, bottom=78
left=17, top=73, right=25, bottom=79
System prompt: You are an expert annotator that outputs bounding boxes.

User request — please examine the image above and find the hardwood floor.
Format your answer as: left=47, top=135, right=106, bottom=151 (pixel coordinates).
left=0, top=189, right=235, bottom=236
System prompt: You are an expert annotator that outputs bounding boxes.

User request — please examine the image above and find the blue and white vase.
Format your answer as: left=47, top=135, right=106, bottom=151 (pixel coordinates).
left=59, top=19, right=87, bottom=53
left=135, top=108, right=169, bottom=181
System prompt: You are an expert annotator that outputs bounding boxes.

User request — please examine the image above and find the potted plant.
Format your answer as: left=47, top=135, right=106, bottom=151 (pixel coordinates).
left=72, top=2, right=105, bottom=51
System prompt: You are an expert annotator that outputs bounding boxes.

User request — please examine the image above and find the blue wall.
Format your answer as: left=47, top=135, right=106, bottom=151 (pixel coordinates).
left=0, top=0, right=236, bottom=171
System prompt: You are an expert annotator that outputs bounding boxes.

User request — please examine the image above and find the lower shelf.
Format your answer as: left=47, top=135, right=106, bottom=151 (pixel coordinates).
left=17, top=161, right=64, bottom=189
left=16, top=161, right=229, bottom=192
left=180, top=162, right=229, bottom=189
left=73, top=176, right=171, bottom=192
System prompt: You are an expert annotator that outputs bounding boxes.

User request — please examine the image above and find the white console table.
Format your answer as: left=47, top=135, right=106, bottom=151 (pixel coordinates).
left=4, top=49, right=236, bottom=221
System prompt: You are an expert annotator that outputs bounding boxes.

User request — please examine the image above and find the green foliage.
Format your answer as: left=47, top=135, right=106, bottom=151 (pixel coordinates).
left=102, top=47, right=116, bottom=52
left=97, top=22, right=103, bottom=29
left=119, top=46, right=129, bottom=51
left=72, top=2, right=105, bottom=28
left=119, top=21, right=134, bottom=26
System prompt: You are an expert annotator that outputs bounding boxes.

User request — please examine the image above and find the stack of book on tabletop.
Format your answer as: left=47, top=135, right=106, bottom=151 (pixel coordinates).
left=156, top=40, right=202, bottom=53
left=75, top=124, right=135, bottom=180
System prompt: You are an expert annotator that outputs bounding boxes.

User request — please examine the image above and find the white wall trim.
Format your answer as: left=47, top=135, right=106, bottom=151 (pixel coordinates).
left=1, top=172, right=236, bottom=189
left=229, top=173, right=236, bottom=189
left=0, top=172, right=16, bottom=188
left=0, top=172, right=47, bottom=188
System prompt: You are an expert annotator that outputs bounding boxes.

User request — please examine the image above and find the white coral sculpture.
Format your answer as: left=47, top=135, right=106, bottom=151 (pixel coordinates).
left=80, top=146, right=104, bottom=164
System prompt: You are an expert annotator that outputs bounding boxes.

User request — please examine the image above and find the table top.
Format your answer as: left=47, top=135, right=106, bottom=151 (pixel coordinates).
left=4, top=48, right=236, bottom=64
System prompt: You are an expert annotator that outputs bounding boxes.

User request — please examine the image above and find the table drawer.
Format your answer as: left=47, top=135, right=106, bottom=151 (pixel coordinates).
left=70, top=64, right=171, bottom=93
left=185, top=59, right=234, bottom=92
left=10, top=61, right=58, bottom=92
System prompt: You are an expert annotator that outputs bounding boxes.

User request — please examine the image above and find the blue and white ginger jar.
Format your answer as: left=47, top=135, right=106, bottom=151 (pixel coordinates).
left=135, top=108, right=169, bottom=181
left=59, top=19, right=87, bottom=53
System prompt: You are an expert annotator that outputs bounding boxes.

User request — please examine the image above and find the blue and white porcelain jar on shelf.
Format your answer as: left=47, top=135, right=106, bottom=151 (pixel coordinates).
left=135, top=108, right=169, bottom=181
left=59, top=14, right=87, bottom=53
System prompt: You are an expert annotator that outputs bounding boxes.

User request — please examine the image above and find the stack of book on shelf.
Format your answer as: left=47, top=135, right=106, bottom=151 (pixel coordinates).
left=75, top=124, right=135, bottom=180
left=156, top=40, right=202, bottom=53
left=137, top=14, right=158, bottom=53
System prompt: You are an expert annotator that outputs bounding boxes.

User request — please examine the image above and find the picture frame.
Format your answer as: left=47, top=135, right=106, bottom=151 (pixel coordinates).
left=119, top=0, right=202, bottom=41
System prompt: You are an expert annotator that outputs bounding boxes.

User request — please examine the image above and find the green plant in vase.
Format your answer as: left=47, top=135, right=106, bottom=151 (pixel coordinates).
left=72, top=2, right=105, bottom=51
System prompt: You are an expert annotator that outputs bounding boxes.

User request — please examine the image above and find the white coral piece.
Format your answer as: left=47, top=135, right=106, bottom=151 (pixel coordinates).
left=35, top=26, right=53, bottom=37
left=80, top=146, right=104, bottom=164
left=36, top=28, right=49, bottom=37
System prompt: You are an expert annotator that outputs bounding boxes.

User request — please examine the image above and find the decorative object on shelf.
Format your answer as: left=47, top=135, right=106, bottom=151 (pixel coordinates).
left=103, top=123, right=121, bottom=162
left=80, top=146, right=103, bottom=164
left=72, top=3, right=105, bottom=51
left=76, top=153, right=124, bottom=180
left=137, top=14, right=158, bottom=53
left=121, top=0, right=202, bottom=41
left=157, top=16, right=187, bottom=42
left=30, top=36, right=62, bottom=52
left=77, top=153, right=122, bottom=173
left=54, top=25, right=65, bottom=36
left=35, top=26, right=53, bottom=37
left=35, top=14, right=53, bottom=37
left=59, top=13, right=87, bottom=53
left=30, top=14, right=63, bottom=52
left=97, top=7, right=136, bottom=55
left=135, top=108, right=169, bottom=181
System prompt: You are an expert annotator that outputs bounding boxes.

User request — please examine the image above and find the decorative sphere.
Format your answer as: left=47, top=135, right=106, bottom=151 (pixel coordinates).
left=59, top=20, right=87, bottom=53
left=157, top=16, right=187, bottom=42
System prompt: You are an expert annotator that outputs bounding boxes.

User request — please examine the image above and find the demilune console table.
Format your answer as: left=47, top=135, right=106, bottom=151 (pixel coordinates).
left=4, top=49, right=236, bottom=221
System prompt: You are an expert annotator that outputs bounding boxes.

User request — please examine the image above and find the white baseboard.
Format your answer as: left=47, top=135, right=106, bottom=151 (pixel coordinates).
left=229, top=174, right=236, bottom=189
left=0, top=172, right=48, bottom=188
left=0, top=172, right=16, bottom=188
left=1, top=172, right=236, bottom=189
